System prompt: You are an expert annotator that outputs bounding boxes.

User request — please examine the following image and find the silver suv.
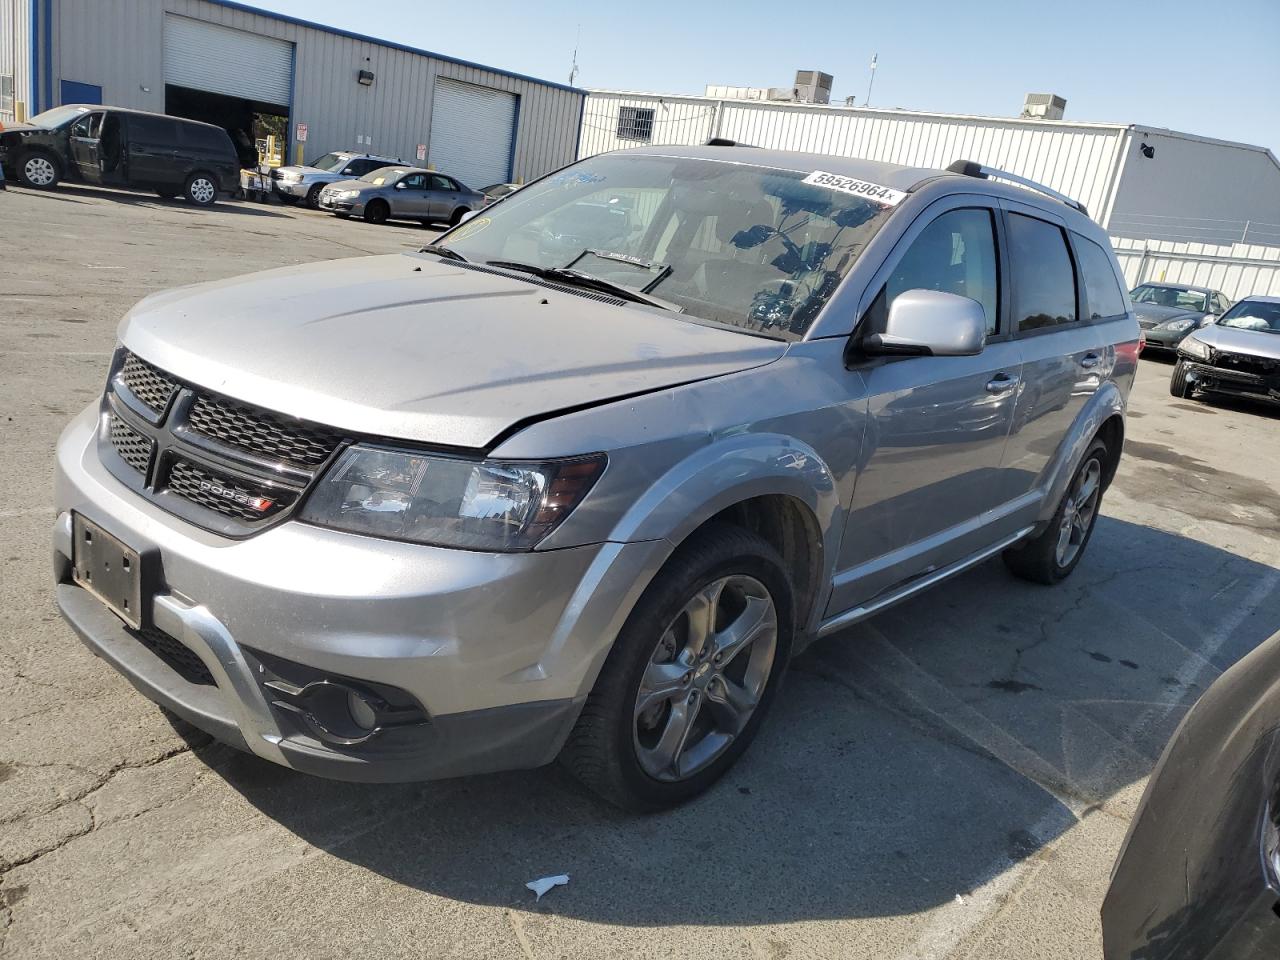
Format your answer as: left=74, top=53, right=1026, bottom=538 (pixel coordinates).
left=271, top=150, right=404, bottom=208
left=54, top=146, right=1138, bottom=810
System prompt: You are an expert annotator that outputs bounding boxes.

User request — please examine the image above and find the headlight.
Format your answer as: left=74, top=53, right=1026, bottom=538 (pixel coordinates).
left=298, top=445, right=606, bottom=551
left=1163, top=318, right=1196, bottom=333
left=281, top=171, right=302, bottom=182
left=1179, top=336, right=1212, bottom=360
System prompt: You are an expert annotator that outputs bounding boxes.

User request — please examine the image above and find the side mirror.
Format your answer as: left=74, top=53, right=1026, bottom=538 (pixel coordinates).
left=863, top=289, right=987, bottom=357
left=395, top=182, right=406, bottom=189
left=1198, top=315, right=1215, bottom=327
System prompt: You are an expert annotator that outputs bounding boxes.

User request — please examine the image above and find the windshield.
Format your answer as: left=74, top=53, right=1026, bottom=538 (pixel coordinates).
left=27, top=105, right=91, bottom=129
left=1130, top=284, right=1209, bottom=312
left=438, top=153, right=899, bottom=338
left=360, top=167, right=406, bottom=185
left=1216, top=299, right=1280, bottom=334
left=308, top=153, right=349, bottom=172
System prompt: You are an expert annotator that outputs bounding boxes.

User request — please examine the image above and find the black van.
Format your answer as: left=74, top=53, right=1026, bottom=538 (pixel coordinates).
left=0, top=104, right=240, bottom=206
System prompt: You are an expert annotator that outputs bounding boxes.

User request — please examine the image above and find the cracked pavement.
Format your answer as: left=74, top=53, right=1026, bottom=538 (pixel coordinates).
left=2, top=183, right=1279, bottom=959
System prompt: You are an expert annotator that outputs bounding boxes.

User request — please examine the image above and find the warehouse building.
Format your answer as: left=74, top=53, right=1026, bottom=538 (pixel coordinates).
left=2, top=0, right=585, bottom=188
left=580, top=88, right=1280, bottom=250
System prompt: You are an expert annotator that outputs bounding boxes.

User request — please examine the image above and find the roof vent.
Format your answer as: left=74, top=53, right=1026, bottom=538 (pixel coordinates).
left=1021, top=93, right=1066, bottom=120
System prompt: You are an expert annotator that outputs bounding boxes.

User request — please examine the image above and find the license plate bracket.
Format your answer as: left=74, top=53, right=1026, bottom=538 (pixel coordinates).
left=71, top=513, right=151, bottom=630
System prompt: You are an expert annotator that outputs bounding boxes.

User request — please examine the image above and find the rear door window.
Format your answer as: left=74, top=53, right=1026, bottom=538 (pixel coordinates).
left=127, top=115, right=180, bottom=147
left=179, top=123, right=231, bottom=155
left=1072, top=234, right=1128, bottom=320
left=1008, top=213, right=1078, bottom=332
left=429, top=174, right=455, bottom=192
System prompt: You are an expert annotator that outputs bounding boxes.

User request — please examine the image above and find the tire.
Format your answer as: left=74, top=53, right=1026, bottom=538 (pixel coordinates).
left=304, top=183, right=324, bottom=208
left=1169, top=360, right=1195, bottom=399
left=18, top=151, right=60, bottom=189
left=1003, top=438, right=1108, bottom=585
left=363, top=199, right=389, bottom=225
left=560, top=524, right=794, bottom=811
left=448, top=207, right=470, bottom=226
left=184, top=173, right=218, bottom=207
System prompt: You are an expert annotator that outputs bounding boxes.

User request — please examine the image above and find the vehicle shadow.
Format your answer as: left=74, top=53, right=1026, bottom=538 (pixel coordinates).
left=184, top=515, right=1280, bottom=925
left=10, top=183, right=291, bottom=218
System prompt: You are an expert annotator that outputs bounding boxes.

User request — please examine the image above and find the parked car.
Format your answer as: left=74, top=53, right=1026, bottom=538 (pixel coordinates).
left=270, top=151, right=403, bottom=208
left=1131, top=282, right=1231, bottom=352
left=318, top=166, right=484, bottom=226
left=1102, top=627, right=1280, bottom=960
left=1170, top=296, right=1280, bottom=403
left=53, top=146, right=1138, bottom=810
left=0, top=104, right=239, bottom=205
left=481, top=182, right=521, bottom=205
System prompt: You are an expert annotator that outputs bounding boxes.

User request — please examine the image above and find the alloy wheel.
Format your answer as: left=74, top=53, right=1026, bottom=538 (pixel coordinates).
left=633, top=574, right=778, bottom=782
left=1055, top=458, right=1102, bottom=568
left=188, top=178, right=216, bottom=205
left=24, top=156, right=56, bottom=186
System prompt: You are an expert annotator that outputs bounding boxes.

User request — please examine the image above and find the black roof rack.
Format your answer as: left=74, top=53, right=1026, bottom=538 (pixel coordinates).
left=947, top=159, right=1089, bottom=216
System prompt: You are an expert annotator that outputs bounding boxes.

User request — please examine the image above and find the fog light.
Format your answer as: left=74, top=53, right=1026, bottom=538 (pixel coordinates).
left=348, top=689, right=378, bottom=731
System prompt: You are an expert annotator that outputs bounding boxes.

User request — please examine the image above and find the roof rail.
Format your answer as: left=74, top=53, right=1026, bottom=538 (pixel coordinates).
left=946, top=159, right=1089, bottom=217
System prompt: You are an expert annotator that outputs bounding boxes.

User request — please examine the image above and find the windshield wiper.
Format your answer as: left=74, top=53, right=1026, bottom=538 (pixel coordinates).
left=484, top=260, right=680, bottom=312
left=420, top=244, right=468, bottom=263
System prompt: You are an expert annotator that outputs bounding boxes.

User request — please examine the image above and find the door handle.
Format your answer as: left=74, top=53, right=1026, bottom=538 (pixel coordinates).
left=1079, top=352, right=1101, bottom=369
left=985, top=373, right=1020, bottom=394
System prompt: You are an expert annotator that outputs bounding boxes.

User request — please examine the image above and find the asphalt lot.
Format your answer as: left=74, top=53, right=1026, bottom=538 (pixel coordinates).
left=1, top=183, right=1278, bottom=960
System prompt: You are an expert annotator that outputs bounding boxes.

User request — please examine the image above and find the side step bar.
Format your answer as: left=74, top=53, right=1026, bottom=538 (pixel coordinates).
left=816, top=525, right=1035, bottom=638
left=947, top=160, right=1089, bottom=217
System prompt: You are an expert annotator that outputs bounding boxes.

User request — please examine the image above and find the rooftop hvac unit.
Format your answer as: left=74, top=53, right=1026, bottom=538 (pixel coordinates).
left=793, top=70, right=833, bottom=104
left=1022, top=93, right=1066, bottom=120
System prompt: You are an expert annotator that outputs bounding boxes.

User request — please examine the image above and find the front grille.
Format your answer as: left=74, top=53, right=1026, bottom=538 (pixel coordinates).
left=188, top=394, right=343, bottom=467
left=1214, top=351, right=1279, bottom=378
left=119, top=352, right=177, bottom=414
left=130, top=625, right=215, bottom=686
left=109, top=413, right=153, bottom=475
left=167, top=459, right=295, bottom=522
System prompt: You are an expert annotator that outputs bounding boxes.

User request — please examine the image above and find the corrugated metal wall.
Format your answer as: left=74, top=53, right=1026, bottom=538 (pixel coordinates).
left=580, top=92, right=1129, bottom=222
left=46, top=0, right=582, bottom=182
left=1, top=0, right=32, bottom=123
left=1111, top=236, right=1280, bottom=300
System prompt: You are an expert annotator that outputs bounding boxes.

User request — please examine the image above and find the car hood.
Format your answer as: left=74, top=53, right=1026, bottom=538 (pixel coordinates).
left=323, top=178, right=367, bottom=192
left=1190, top=324, right=1280, bottom=360
left=0, top=123, right=44, bottom=136
left=1133, top=303, right=1204, bottom=327
left=276, top=165, right=334, bottom=178
left=118, top=254, right=786, bottom=450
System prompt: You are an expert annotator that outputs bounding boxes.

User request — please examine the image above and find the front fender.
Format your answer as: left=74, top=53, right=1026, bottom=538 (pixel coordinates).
left=1036, top=381, right=1126, bottom=527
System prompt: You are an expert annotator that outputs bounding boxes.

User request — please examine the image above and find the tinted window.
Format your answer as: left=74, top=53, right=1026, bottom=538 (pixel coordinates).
left=345, top=159, right=376, bottom=176
left=180, top=123, right=232, bottom=154
left=429, top=174, right=454, bottom=191
left=1008, top=213, right=1077, bottom=332
left=1073, top=234, right=1127, bottom=320
left=400, top=173, right=427, bottom=190
left=128, top=115, right=180, bottom=146
left=873, top=208, right=1000, bottom=334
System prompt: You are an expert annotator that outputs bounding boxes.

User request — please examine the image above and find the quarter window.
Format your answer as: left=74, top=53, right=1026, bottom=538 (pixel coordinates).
left=617, top=106, right=655, bottom=142
left=1008, top=213, right=1078, bottom=332
left=1073, top=234, right=1128, bottom=320
left=870, top=208, right=1001, bottom=335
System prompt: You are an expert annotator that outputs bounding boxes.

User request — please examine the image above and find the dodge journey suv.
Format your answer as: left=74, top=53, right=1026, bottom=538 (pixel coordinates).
left=54, top=146, right=1138, bottom=810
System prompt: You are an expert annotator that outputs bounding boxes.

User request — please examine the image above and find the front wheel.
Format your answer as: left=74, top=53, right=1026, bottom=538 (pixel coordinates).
left=18, top=152, right=60, bottom=189
left=560, top=525, right=793, bottom=811
left=1170, top=360, right=1195, bottom=399
left=1004, top=438, right=1108, bottom=585
left=184, top=173, right=218, bottom=207
left=304, top=183, right=324, bottom=208
left=363, top=199, right=389, bottom=225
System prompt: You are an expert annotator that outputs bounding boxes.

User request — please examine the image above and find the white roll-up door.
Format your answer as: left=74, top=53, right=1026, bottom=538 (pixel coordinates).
left=429, top=78, right=517, bottom=189
left=164, top=15, right=293, bottom=107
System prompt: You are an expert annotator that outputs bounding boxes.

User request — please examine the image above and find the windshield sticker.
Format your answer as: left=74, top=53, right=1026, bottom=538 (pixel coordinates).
left=370, top=175, right=389, bottom=186
left=549, top=171, right=607, bottom=188
left=447, top=216, right=491, bottom=242
left=801, top=171, right=906, bottom=206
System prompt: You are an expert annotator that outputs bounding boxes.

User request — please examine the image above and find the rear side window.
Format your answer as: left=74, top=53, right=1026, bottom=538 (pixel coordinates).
left=127, top=115, right=180, bottom=146
left=871, top=208, right=1001, bottom=335
left=180, top=123, right=232, bottom=154
left=1008, top=213, right=1077, bottom=332
left=1073, top=234, right=1128, bottom=320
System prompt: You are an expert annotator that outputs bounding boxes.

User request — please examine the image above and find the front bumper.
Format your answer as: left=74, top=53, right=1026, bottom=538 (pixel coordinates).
left=1181, top=359, right=1280, bottom=400
left=54, top=404, right=666, bottom=781
left=318, top=193, right=358, bottom=214
left=272, top=178, right=311, bottom=199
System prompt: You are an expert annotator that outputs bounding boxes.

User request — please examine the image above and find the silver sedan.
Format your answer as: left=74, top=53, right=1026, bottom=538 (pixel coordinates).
left=318, top=166, right=485, bottom=227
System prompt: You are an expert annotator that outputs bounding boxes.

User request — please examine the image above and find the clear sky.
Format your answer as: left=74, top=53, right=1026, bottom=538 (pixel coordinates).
left=252, top=0, right=1280, bottom=154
